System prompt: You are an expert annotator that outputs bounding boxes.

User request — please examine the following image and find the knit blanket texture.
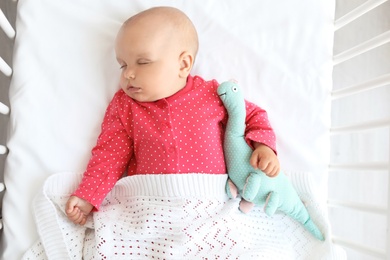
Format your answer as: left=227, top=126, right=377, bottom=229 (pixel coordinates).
left=22, top=172, right=345, bottom=259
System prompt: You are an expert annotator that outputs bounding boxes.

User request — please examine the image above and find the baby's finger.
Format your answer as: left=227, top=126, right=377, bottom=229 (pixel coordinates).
left=66, top=197, right=79, bottom=213
left=273, top=166, right=280, bottom=177
left=258, top=158, right=271, bottom=172
left=79, top=216, right=87, bottom=226
left=267, top=165, right=280, bottom=177
left=75, top=214, right=86, bottom=225
left=66, top=207, right=79, bottom=218
left=68, top=208, right=84, bottom=224
left=262, top=163, right=273, bottom=175
left=249, top=153, right=260, bottom=169
left=259, top=161, right=273, bottom=175
left=65, top=202, right=74, bottom=214
left=267, top=168, right=277, bottom=177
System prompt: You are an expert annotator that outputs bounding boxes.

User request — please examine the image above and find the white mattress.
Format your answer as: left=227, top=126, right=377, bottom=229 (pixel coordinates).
left=1, top=0, right=335, bottom=258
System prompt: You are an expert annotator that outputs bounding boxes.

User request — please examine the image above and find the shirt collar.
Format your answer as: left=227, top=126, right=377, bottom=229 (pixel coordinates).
left=133, top=75, right=194, bottom=108
left=165, top=75, right=194, bottom=103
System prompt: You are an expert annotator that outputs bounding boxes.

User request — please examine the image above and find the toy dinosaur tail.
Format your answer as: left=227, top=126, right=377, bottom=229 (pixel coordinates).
left=283, top=201, right=324, bottom=241
left=302, top=218, right=325, bottom=241
left=285, top=205, right=324, bottom=241
left=265, top=191, right=325, bottom=241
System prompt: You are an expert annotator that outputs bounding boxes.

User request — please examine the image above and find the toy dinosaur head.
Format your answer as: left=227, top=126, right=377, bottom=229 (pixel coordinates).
left=217, top=81, right=245, bottom=112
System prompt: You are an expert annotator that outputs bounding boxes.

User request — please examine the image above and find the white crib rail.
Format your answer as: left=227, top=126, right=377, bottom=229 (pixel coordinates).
left=0, top=8, right=15, bottom=39
left=330, top=0, right=390, bottom=259
left=331, top=73, right=390, bottom=100
left=333, top=30, right=390, bottom=65
left=0, top=3, right=16, bottom=232
left=334, top=0, right=388, bottom=31
left=0, top=56, right=12, bottom=78
left=0, top=7, right=13, bottom=116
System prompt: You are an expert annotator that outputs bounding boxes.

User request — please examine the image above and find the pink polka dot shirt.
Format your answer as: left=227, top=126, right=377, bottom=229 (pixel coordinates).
left=74, top=75, right=276, bottom=209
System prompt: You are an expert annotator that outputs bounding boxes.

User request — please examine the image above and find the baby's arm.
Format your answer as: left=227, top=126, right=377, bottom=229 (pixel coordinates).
left=242, top=100, right=279, bottom=177
left=65, top=195, right=94, bottom=226
left=250, top=142, right=280, bottom=177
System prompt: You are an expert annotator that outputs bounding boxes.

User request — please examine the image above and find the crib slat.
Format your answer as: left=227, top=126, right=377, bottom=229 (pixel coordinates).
left=333, top=30, right=390, bottom=65
left=333, top=1, right=390, bottom=259
left=334, top=0, right=388, bottom=31
left=332, top=236, right=387, bottom=259
left=387, top=127, right=390, bottom=260
left=329, top=162, right=388, bottom=171
left=330, top=119, right=390, bottom=134
left=0, top=102, right=10, bottom=115
left=328, top=199, right=387, bottom=215
left=0, top=8, right=15, bottom=39
left=0, top=145, right=7, bottom=155
left=0, top=56, right=12, bottom=77
left=332, top=73, right=390, bottom=100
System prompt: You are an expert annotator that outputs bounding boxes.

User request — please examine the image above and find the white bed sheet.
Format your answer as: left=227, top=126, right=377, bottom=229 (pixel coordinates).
left=1, top=0, right=335, bottom=258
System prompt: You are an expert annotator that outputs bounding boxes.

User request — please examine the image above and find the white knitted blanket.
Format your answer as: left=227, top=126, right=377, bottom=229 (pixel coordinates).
left=23, top=172, right=346, bottom=260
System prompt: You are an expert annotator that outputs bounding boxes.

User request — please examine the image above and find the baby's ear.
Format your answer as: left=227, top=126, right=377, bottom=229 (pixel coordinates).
left=178, top=51, right=194, bottom=78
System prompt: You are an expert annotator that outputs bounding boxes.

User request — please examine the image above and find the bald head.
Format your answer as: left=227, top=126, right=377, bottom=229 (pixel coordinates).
left=115, top=7, right=198, bottom=101
left=122, top=6, right=199, bottom=58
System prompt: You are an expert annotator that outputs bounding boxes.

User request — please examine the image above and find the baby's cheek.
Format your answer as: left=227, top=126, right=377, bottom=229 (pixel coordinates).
left=119, top=80, right=126, bottom=89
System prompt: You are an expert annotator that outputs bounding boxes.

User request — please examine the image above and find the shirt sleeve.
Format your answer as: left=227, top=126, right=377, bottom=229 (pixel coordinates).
left=244, top=100, right=277, bottom=154
left=73, top=92, right=133, bottom=209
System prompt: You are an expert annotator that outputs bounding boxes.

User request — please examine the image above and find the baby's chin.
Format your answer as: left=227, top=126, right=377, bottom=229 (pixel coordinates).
left=126, top=93, right=160, bottom=103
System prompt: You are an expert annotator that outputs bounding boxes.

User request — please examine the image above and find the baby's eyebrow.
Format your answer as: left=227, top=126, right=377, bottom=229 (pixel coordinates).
left=136, top=51, right=153, bottom=58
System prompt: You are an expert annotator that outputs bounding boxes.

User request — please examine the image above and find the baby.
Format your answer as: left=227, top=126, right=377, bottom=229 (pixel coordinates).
left=66, top=6, right=280, bottom=225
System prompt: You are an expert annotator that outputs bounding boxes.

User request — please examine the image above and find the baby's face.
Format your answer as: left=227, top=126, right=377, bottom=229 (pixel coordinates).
left=115, top=21, right=186, bottom=102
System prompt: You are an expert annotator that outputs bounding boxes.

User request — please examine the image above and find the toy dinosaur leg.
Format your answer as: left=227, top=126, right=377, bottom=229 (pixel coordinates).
left=242, top=172, right=262, bottom=202
left=226, top=178, right=238, bottom=199
left=264, top=191, right=280, bottom=216
left=239, top=199, right=255, bottom=214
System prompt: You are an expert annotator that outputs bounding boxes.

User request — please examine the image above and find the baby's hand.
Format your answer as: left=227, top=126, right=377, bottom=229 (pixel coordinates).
left=65, top=195, right=94, bottom=225
left=250, top=143, right=280, bottom=177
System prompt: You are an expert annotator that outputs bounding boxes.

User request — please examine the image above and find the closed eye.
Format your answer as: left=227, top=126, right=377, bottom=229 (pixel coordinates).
left=137, top=59, right=152, bottom=65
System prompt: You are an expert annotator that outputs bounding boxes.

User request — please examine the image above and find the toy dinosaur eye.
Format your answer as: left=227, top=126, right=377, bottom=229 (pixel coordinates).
left=232, top=86, right=238, bottom=92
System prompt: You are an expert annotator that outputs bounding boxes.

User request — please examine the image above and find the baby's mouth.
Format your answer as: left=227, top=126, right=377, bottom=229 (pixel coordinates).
left=127, top=85, right=141, bottom=93
left=218, top=92, right=226, bottom=101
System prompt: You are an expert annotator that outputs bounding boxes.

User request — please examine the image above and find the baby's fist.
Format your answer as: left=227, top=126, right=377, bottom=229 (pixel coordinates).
left=250, top=143, right=280, bottom=177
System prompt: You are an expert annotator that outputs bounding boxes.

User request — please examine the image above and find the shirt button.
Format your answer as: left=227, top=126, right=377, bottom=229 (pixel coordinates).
left=168, top=146, right=175, bottom=153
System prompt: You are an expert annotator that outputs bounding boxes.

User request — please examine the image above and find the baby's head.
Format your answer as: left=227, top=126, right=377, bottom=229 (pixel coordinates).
left=115, top=6, right=199, bottom=102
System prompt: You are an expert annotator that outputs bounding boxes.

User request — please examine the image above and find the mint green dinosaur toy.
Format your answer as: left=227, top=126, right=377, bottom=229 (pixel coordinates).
left=218, top=81, right=324, bottom=241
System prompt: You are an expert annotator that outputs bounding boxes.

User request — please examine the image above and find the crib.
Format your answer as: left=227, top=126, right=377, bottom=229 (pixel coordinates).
left=328, top=0, right=390, bottom=259
left=0, top=0, right=389, bottom=259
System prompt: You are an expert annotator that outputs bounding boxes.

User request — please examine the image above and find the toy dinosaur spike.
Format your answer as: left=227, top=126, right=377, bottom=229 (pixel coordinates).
left=218, top=81, right=324, bottom=241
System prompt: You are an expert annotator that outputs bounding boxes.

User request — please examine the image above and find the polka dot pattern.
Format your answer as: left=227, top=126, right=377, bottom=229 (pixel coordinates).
left=74, top=75, right=276, bottom=208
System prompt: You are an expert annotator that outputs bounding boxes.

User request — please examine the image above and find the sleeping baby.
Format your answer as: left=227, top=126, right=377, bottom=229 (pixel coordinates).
left=65, top=6, right=279, bottom=226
